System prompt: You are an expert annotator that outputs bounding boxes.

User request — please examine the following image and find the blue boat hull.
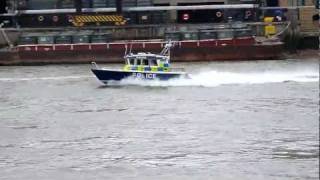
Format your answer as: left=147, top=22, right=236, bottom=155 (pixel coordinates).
left=92, top=69, right=186, bottom=84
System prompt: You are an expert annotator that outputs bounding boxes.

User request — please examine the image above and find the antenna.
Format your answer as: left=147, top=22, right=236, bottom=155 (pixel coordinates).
left=160, top=40, right=173, bottom=56
left=129, top=43, right=132, bottom=54
left=124, top=43, right=128, bottom=56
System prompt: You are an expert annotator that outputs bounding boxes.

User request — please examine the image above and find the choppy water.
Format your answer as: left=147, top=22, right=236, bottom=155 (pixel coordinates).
left=0, top=59, right=319, bottom=179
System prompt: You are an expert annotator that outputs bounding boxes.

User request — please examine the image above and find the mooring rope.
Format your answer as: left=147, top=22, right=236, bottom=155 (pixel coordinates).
left=270, top=21, right=292, bottom=38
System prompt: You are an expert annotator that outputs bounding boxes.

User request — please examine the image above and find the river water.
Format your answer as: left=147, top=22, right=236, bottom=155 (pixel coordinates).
left=0, top=58, right=319, bottom=179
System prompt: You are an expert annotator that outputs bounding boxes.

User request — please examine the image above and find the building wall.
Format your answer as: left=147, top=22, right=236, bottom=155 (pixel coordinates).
left=153, top=0, right=226, bottom=6
left=277, top=0, right=315, bottom=6
left=299, top=6, right=318, bottom=32
left=14, top=0, right=257, bottom=10
left=277, top=0, right=317, bottom=33
left=16, top=0, right=153, bottom=10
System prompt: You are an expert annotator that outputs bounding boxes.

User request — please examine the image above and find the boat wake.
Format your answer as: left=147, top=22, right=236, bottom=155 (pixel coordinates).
left=0, top=71, right=317, bottom=87
left=114, top=70, right=319, bottom=87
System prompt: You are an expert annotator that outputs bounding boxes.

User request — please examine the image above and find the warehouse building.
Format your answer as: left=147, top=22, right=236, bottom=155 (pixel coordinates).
left=0, top=0, right=318, bottom=27
left=0, top=0, right=258, bottom=26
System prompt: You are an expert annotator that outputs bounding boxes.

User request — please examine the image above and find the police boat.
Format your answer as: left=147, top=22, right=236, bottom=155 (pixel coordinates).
left=91, top=42, right=188, bottom=84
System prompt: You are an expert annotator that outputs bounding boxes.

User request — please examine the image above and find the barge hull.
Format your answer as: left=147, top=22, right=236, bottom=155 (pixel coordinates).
left=0, top=39, right=283, bottom=65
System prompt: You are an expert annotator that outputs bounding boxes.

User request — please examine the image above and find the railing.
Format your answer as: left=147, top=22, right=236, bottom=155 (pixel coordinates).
left=0, top=22, right=13, bottom=48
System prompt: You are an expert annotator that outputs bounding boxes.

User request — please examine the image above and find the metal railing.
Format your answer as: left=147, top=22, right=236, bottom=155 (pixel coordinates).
left=0, top=21, right=13, bottom=48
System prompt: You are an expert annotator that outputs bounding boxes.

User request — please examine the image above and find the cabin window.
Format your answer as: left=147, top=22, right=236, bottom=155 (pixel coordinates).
left=144, top=59, right=149, bottom=66
left=148, top=57, right=157, bottom=66
left=217, top=31, right=234, bottom=39
left=73, top=35, right=90, bottom=44
left=133, top=58, right=138, bottom=66
left=91, top=35, right=106, bottom=43
left=157, top=58, right=165, bottom=64
left=129, top=58, right=135, bottom=65
left=55, top=36, right=72, bottom=44
left=137, top=58, right=146, bottom=66
left=18, top=36, right=37, bottom=45
left=38, top=36, right=54, bottom=44
left=149, top=59, right=157, bottom=66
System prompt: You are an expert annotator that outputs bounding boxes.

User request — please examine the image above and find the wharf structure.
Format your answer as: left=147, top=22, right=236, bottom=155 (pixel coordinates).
left=0, top=0, right=318, bottom=65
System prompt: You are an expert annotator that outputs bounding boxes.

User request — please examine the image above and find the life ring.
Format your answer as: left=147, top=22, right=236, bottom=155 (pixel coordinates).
left=245, top=10, right=252, bottom=17
left=52, top=15, right=59, bottom=22
left=182, top=13, right=190, bottom=21
left=67, top=15, right=73, bottom=23
left=216, top=11, right=222, bottom=18
left=38, top=15, right=44, bottom=22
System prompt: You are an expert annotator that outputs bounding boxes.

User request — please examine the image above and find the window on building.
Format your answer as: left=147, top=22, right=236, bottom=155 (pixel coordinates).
left=25, top=0, right=95, bottom=9
left=0, top=0, right=6, bottom=14
left=27, top=0, right=59, bottom=9
left=81, top=0, right=91, bottom=8
left=266, top=0, right=279, bottom=6
left=298, top=0, right=305, bottom=6
left=92, top=0, right=107, bottom=8
left=60, top=0, right=74, bottom=8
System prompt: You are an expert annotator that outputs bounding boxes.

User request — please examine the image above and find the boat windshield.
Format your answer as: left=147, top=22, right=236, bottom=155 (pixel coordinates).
left=126, top=58, right=135, bottom=65
left=137, top=58, right=147, bottom=66
left=157, top=57, right=167, bottom=63
left=148, top=57, right=157, bottom=66
left=126, top=54, right=170, bottom=67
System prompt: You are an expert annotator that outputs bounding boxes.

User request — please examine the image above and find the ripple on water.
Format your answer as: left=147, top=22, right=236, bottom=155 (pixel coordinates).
left=272, top=148, right=319, bottom=159
left=0, top=61, right=318, bottom=179
left=9, top=125, right=38, bottom=130
left=75, top=108, right=128, bottom=113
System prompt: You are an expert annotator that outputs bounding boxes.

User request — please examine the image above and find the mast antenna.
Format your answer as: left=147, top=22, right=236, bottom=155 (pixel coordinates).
left=160, top=40, right=173, bottom=57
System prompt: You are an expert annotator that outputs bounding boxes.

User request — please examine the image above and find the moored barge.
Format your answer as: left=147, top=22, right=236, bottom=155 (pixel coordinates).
left=0, top=1, right=285, bottom=65
left=0, top=24, right=283, bottom=65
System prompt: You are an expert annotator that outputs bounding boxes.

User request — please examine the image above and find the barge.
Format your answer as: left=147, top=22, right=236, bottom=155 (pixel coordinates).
left=0, top=24, right=283, bottom=65
left=0, top=1, right=287, bottom=65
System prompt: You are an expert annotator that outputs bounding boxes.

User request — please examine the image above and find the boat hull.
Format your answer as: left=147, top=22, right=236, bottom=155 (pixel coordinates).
left=92, top=69, right=186, bottom=84
left=0, top=39, right=284, bottom=65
